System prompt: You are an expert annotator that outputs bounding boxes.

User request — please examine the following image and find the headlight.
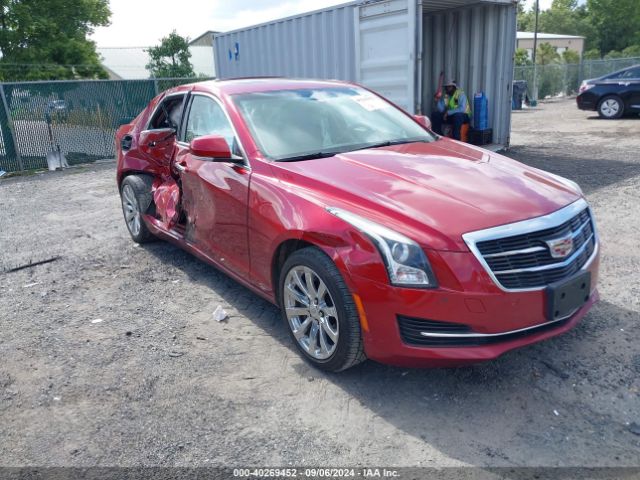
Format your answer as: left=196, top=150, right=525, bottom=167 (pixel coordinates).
left=326, top=207, right=438, bottom=288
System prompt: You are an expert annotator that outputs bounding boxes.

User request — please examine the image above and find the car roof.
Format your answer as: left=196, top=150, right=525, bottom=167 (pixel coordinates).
left=166, top=77, right=358, bottom=97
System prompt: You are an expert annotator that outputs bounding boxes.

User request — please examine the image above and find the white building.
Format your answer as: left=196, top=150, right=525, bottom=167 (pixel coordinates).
left=516, top=32, right=585, bottom=59
left=97, top=45, right=216, bottom=79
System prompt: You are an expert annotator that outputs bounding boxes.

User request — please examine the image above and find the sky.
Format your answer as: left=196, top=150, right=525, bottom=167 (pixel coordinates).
left=91, top=0, right=348, bottom=47
left=525, top=0, right=554, bottom=10
left=91, top=0, right=555, bottom=48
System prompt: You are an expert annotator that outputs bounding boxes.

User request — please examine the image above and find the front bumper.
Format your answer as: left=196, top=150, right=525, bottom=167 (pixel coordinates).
left=348, top=249, right=600, bottom=368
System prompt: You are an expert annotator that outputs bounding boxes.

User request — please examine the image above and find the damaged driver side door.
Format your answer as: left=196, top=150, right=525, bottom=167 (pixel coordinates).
left=139, top=94, right=185, bottom=171
left=173, top=93, right=251, bottom=278
left=138, top=94, right=186, bottom=229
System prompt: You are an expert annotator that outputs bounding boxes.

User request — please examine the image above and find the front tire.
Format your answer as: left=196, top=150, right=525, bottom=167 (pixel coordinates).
left=597, top=95, right=624, bottom=119
left=279, top=247, right=366, bottom=372
left=120, top=175, right=155, bottom=244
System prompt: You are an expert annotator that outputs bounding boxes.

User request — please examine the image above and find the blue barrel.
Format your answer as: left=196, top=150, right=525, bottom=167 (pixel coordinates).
left=474, top=92, right=489, bottom=130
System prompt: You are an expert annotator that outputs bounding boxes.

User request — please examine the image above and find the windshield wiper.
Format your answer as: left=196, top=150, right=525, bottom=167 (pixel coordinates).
left=351, top=138, right=427, bottom=152
left=276, top=138, right=430, bottom=161
left=277, top=151, right=339, bottom=162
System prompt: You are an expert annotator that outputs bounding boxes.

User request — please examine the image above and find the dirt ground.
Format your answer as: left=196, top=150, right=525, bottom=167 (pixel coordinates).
left=0, top=99, right=639, bottom=469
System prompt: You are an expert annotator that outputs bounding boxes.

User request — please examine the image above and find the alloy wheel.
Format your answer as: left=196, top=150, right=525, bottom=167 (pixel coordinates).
left=122, top=184, right=141, bottom=236
left=283, top=265, right=339, bottom=360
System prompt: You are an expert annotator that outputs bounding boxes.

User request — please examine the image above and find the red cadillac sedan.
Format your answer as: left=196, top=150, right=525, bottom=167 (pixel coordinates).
left=116, top=78, right=599, bottom=372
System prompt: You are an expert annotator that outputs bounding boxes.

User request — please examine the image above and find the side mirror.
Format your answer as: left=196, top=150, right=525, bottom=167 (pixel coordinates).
left=414, top=115, right=432, bottom=130
left=190, top=135, right=233, bottom=160
left=139, top=128, right=176, bottom=148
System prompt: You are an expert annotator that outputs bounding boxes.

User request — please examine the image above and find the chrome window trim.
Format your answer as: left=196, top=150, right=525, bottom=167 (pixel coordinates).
left=462, top=198, right=599, bottom=292
left=176, top=91, right=251, bottom=170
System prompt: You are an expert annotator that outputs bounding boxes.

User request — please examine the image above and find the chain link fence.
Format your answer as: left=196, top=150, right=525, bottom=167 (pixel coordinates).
left=514, top=57, right=640, bottom=100
left=2, top=59, right=638, bottom=174
left=0, top=78, right=210, bottom=174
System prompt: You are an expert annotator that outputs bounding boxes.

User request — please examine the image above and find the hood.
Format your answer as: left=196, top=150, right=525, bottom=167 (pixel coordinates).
left=271, top=138, right=581, bottom=251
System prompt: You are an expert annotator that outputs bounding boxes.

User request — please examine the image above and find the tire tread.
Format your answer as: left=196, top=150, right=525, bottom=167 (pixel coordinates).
left=280, top=247, right=366, bottom=372
left=121, top=174, right=156, bottom=244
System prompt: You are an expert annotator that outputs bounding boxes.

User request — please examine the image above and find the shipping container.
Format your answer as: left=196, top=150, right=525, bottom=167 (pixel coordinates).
left=215, top=0, right=517, bottom=149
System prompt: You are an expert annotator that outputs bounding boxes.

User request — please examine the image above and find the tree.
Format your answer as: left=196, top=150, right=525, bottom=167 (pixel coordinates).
left=604, top=50, right=625, bottom=60
left=515, top=48, right=532, bottom=66
left=517, top=2, right=534, bottom=31
left=539, top=0, right=579, bottom=33
left=587, top=0, right=640, bottom=55
left=536, top=42, right=560, bottom=65
left=561, top=49, right=580, bottom=64
left=535, top=44, right=563, bottom=98
left=583, top=49, right=601, bottom=60
left=536, top=0, right=598, bottom=50
left=0, top=0, right=110, bottom=81
left=517, top=0, right=639, bottom=59
left=621, top=45, right=640, bottom=58
left=146, top=31, right=195, bottom=79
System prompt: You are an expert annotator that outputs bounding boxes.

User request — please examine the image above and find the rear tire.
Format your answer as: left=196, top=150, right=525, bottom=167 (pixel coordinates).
left=597, top=95, right=624, bottom=119
left=120, top=175, right=155, bottom=244
left=279, top=247, right=366, bottom=372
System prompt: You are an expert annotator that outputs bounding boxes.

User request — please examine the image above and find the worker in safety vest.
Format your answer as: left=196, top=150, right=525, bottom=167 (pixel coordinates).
left=431, top=80, right=471, bottom=141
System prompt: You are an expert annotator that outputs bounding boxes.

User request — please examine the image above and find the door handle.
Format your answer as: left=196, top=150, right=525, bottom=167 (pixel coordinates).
left=174, top=161, right=187, bottom=173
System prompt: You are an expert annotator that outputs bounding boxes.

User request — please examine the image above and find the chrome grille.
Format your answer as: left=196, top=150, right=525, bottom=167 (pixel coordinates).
left=463, top=200, right=598, bottom=291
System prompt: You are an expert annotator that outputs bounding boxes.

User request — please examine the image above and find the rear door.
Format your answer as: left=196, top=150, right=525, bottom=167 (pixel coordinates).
left=618, top=67, right=640, bottom=111
left=354, top=0, right=421, bottom=113
left=174, top=93, right=252, bottom=277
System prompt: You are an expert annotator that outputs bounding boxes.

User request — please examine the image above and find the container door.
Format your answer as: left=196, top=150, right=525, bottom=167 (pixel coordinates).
left=355, top=0, right=421, bottom=113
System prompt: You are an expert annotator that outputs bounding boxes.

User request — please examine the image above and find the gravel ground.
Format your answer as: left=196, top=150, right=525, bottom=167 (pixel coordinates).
left=0, top=99, right=639, bottom=468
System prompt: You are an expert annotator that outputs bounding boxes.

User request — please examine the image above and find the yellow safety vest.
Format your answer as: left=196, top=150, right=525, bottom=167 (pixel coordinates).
left=445, top=89, right=472, bottom=116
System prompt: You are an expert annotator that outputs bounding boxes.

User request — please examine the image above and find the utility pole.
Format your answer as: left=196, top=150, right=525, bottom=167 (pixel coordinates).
left=531, top=0, right=540, bottom=106
left=0, top=0, right=7, bottom=57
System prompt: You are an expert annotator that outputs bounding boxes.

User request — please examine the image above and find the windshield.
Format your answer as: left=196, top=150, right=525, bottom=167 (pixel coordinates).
left=232, top=87, right=436, bottom=161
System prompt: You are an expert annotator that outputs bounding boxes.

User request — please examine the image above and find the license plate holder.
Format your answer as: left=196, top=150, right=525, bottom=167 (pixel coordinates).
left=545, top=271, right=591, bottom=321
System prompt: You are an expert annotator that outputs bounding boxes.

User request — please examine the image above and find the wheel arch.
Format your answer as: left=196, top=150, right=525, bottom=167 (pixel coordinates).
left=271, top=238, right=318, bottom=306
left=270, top=232, right=357, bottom=306
left=117, top=169, right=156, bottom=190
left=119, top=172, right=156, bottom=216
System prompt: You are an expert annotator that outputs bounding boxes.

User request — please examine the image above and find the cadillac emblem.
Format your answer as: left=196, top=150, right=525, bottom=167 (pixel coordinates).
left=546, top=235, right=574, bottom=259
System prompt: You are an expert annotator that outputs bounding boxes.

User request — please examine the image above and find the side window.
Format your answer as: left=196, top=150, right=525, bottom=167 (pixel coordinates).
left=610, top=68, right=640, bottom=80
left=621, top=67, right=640, bottom=79
left=149, top=95, right=184, bottom=130
left=184, top=96, right=237, bottom=153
